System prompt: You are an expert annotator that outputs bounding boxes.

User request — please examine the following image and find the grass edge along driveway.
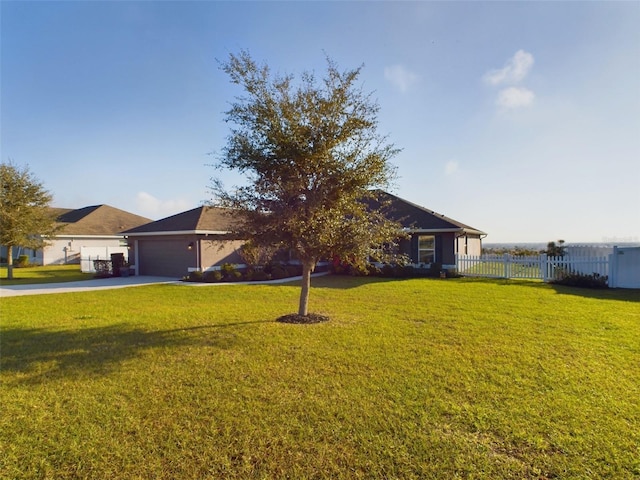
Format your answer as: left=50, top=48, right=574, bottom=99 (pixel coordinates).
left=1, top=276, right=639, bottom=479
left=0, top=265, right=94, bottom=285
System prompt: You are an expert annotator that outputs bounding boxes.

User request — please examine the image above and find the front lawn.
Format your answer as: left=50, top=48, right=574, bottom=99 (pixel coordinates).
left=1, top=277, right=638, bottom=479
left=0, top=264, right=93, bottom=285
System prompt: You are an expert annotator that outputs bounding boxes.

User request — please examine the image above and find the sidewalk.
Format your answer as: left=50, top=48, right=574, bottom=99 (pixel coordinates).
left=0, top=276, right=178, bottom=297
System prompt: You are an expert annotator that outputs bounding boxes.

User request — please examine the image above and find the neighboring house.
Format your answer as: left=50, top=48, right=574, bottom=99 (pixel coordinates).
left=123, top=206, right=244, bottom=278
left=124, top=193, right=486, bottom=278
left=366, top=191, right=486, bottom=269
left=2, top=205, right=152, bottom=266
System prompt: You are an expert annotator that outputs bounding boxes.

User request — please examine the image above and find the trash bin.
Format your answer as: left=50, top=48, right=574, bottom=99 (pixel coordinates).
left=111, top=253, right=125, bottom=277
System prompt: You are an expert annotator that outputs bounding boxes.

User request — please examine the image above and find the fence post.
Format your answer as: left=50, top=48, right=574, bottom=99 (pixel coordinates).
left=609, top=247, right=618, bottom=288
left=503, top=253, right=510, bottom=279
left=540, top=253, right=548, bottom=282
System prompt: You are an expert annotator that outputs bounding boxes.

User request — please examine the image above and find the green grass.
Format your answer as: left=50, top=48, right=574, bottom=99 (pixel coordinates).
left=0, top=265, right=94, bottom=285
left=1, top=276, right=639, bottom=479
left=460, top=260, right=543, bottom=279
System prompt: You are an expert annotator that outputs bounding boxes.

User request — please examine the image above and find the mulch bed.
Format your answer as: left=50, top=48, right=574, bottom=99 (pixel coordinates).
left=276, top=313, right=330, bottom=324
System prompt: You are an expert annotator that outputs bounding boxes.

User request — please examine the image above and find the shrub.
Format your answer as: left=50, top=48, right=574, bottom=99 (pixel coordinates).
left=367, top=264, right=382, bottom=277
left=270, top=266, right=287, bottom=280
left=285, top=264, right=303, bottom=277
left=330, top=262, right=348, bottom=275
left=263, top=262, right=280, bottom=275
left=343, top=264, right=367, bottom=276
left=552, top=271, right=608, bottom=289
left=220, top=263, right=236, bottom=278
left=398, top=265, right=416, bottom=278
left=428, top=263, right=443, bottom=277
left=15, top=255, right=30, bottom=268
left=251, top=270, right=269, bottom=281
left=203, top=270, right=223, bottom=283
left=380, top=264, right=396, bottom=278
left=188, top=270, right=203, bottom=282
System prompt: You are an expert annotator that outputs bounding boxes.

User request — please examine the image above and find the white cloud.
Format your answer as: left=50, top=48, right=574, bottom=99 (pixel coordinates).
left=483, top=50, right=534, bottom=86
left=384, top=65, right=419, bottom=92
left=135, top=191, right=191, bottom=219
left=444, top=160, right=460, bottom=175
left=496, top=87, right=535, bottom=109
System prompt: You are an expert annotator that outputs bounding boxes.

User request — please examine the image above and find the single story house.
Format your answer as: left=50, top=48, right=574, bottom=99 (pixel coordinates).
left=2, top=205, right=151, bottom=267
left=123, top=192, right=486, bottom=278
left=123, top=206, right=244, bottom=278
left=367, top=191, right=486, bottom=269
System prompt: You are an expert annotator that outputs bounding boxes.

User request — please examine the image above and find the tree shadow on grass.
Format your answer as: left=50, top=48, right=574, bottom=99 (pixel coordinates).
left=459, top=276, right=640, bottom=302
left=301, top=274, right=408, bottom=290
left=548, top=284, right=640, bottom=302
left=1, top=320, right=271, bottom=385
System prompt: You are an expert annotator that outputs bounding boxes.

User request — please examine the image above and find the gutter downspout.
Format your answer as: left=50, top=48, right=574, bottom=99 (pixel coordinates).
left=197, top=238, right=201, bottom=271
left=134, top=239, right=140, bottom=276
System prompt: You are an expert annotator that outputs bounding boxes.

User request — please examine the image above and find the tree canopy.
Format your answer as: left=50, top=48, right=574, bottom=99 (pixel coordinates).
left=212, top=51, right=405, bottom=318
left=0, top=162, right=59, bottom=279
left=545, top=239, right=566, bottom=257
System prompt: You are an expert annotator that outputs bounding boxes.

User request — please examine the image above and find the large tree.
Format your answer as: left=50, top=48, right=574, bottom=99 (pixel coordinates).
left=212, top=52, right=405, bottom=319
left=0, top=162, right=59, bottom=279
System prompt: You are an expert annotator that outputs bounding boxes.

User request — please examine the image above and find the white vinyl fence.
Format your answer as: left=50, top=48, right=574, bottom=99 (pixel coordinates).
left=456, top=247, right=639, bottom=288
left=80, top=246, right=129, bottom=273
left=609, top=247, right=640, bottom=288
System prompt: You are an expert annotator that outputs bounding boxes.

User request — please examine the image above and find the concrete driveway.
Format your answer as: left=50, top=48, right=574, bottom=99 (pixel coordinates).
left=0, top=272, right=329, bottom=298
left=0, top=276, right=178, bottom=297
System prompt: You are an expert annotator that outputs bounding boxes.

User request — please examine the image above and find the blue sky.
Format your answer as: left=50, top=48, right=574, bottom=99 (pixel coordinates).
left=2, top=1, right=639, bottom=243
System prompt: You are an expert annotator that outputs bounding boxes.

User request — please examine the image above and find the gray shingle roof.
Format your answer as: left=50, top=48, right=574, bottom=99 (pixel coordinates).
left=121, top=194, right=485, bottom=237
left=367, top=191, right=486, bottom=235
left=122, top=206, right=236, bottom=234
left=53, top=205, right=152, bottom=235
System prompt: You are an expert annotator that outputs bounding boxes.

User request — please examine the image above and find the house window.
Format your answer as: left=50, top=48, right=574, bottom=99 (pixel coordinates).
left=418, top=235, right=435, bottom=264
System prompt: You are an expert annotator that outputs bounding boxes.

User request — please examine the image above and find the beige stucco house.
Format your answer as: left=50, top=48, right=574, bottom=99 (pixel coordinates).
left=123, top=206, right=243, bottom=277
left=5, top=205, right=151, bottom=267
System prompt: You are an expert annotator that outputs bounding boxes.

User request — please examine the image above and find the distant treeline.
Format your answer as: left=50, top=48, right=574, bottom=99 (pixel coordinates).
left=481, top=245, right=543, bottom=256
left=483, top=240, right=565, bottom=257
left=483, top=241, right=640, bottom=257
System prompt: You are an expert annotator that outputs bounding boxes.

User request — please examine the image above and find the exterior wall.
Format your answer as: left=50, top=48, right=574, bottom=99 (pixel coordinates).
left=131, top=230, right=484, bottom=277
left=43, top=236, right=125, bottom=265
left=399, top=237, right=414, bottom=262
left=2, top=235, right=129, bottom=266
left=133, top=235, right=245, bottom=278
left=200, top=239, right=244, bottom=270
left=455, top=234, right=483, bottom=257
left=405, top=232, right=483, bottom=266
left=439, top=232, right=456, bottom=266
left=468, top=235, right=482, bottom=257
left=0, top=246, right=41, bottom=264
left=406, top=233, right=456, bottom=266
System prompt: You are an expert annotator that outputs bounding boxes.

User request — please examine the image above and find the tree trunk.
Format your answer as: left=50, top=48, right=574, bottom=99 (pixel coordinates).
left=7, top=245, right=14, bottom=280
left=298, top=260, right=315, bottom=316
